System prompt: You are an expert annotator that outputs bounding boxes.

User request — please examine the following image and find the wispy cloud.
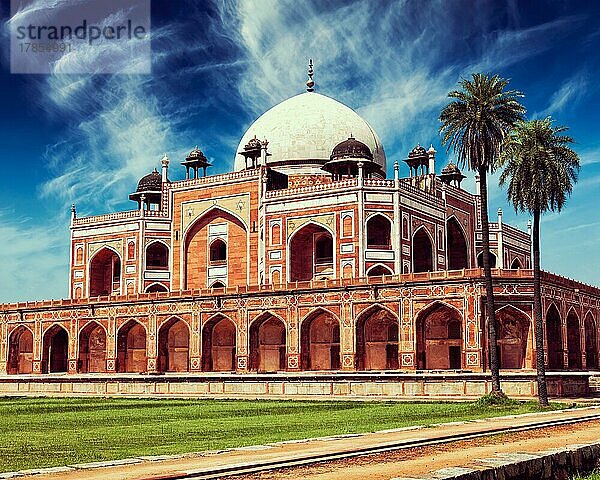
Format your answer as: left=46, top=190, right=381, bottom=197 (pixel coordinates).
left=534, top=71, right=589, bottom=118
left=0, top=210, right=69, bottom=302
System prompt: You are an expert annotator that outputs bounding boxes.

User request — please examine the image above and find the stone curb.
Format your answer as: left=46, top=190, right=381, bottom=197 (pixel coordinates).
left=391, top=441, right=600, bottom=479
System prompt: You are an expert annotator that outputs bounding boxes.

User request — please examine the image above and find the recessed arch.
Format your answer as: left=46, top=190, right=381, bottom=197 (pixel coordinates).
left=249, top=312, right=286, bottom=372
left=495, top=305, right=531, bottom=369
left=567, top=308, right=582, bottom=369
left=412, top=226, right=434, bottom=273
left=209, top=280, right=226, bottom=289
left=510, top=257, right=523, bottom=269
left=202, top=315, right=236, bottom=372
left=183, top=207, right=248, bottom=290
left=366, top=213, right=392, bottom=249
left=158, top=317, right=190, bottom=372
left=477, top=251, right=497, bottom=268
left=146, top=241, right=169, bottom=269
left=288, top=222, right=335, bottom=282
left=78, top=321, right=106, bottom=373
left=145, top=282, right=168, bottom=293
left=7, top=325, right=34, bottom=374
left=89, top=246, right=122, bottom=297
left=416, top=302, right=463, bottom=370
left=366, top=264, right=394, bottom=277
left=546, top=303, right=563, bottom=370
left=584, top=311, right=598, bottom=369
left=446, top=216, right=468, bottom=270
left=356, top=306, right=399, bottom=370
left=300, top=308, right=340, bottom=370
left=116, top=320, right=147, bottom=373
left=42, top=324, right=69, bottom=373
left=209, top=238, right=227, bottom=263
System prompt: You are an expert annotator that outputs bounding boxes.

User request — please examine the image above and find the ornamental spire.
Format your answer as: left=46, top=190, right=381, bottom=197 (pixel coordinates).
left=306, top=59, right=315, bottom=92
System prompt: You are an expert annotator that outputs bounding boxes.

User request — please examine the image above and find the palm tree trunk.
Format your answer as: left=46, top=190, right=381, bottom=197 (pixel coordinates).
left=478, top=168, right=502, bottom=393
left=533, top=208, right=549, bottom=406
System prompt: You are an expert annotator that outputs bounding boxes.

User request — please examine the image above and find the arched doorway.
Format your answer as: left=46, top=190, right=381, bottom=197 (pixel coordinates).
left=585, top=313, right=598, bottom=369
left=546, top=304, right=563, bottom=370
left=366, top=215, right=392, bottom=249
left=202, top=316, right=236, bottom=372
left=446, top=218, right=468, bottom=270
left=416, top=303, right=463, bottom=370
left=249, top=315, right=286, bottom=372
left=289, top=224, right=334, bottom=281
left=117, top=321, right=147, bottom=373
left=78, top=322, right=106, bottom=373
left=158, top=318, right=189, bottom=372
left=89, top=248, right=121, bottom=296
left=7, top=326, right=33, bottom=374
left=356, top=308, right=399, bottom=370
left=145, top=283, right=168, bottom=293
left=413, top=228, right=433, bottom=273
left=510, top=258, right=523, bottom=269
left=477, top=251, right=497, bottom=268
left=300, top=310, right=340, bottom=370
left=567, top=309, right=582, bottom=369
left=495, top=307, right=530, bottom=369
left=146, top=242, right=169, bottom=269
left=42, top=325, right=68, bottom=373
left=367, top=265, right=394, bottom=277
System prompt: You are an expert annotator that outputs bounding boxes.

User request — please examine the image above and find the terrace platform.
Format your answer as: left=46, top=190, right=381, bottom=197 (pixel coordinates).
left=0, top=371, right=594, bottom=399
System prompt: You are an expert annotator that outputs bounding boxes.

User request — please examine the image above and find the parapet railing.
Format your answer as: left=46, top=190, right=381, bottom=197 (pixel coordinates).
left=72, top=210, right=141, bottom=226
left=170, top=168, right=259, bottom=189
left=6, top=268, right=596, bottom=313
left=265, top=177, right=358, bottom=198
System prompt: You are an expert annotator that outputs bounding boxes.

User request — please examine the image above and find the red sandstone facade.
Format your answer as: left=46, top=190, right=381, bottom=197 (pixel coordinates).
left=1, top=84, right=598, bottom=379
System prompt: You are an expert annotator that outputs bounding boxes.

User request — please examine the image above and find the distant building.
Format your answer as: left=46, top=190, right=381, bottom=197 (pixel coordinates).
left=2, top=64, right=598, bottom=383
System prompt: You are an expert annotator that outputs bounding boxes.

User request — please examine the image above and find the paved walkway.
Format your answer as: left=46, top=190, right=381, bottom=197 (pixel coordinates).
left=24, top=406, right=600, bottom=480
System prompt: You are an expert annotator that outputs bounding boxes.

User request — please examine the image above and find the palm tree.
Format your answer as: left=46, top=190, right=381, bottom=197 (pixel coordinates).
left=440, top=73, right=525, bottom=395
left=499, top=118, right=580, bottom=406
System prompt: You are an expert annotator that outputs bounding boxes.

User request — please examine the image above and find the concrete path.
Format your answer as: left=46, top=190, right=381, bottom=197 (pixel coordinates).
left=22, top=406, right=600, bottom=480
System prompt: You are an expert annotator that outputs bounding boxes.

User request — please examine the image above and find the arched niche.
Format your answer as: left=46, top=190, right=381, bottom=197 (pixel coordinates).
left=78, top=322, right=106, bottom=373
left=416, top=303, right=463, bottom=370
left=300, top=310, right=340, bottom=370
left=356, top=307, right=398, bottom=370
left=413, top=228, right=433, bottom=273
left=158, top=318, right=189, bottom=372
left=446, top=217, right=468, bottom=270
left=249, top=315, right=286, bottom=372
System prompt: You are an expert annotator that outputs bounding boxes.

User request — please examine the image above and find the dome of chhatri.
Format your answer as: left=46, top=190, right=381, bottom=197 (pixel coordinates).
left=441, top=162, right=462, bottom=175
left=330, top=136, right=373, bottom=161
left=136, top=168, right=162, bottom=192
left=408, top=144, right=428, bottom=158
left=233, top=92, right=386, bottom=175
left=186, top=146, right=208, bottom=162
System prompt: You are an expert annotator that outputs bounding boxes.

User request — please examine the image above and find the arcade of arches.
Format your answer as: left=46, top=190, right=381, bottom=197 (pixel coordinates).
left=5, top=300, right=600, bottom=375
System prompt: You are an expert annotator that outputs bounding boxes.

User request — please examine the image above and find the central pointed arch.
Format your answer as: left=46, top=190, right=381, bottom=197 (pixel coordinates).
left=416, top=302, right=463, bottom=370
left=356, top=306, right=399, bottom=370
left=7, top=326, right=33, bottom=374
left=78, top=321, right=106, bottom=373
left=567, top=308, right=582, bottom=369
left=300, top=309, right=340, bottom=370
left=289, top=222, right=334, bottom=281
left=183, top=207, right=247, bottom=290
left=89, top=247, right=121, bottom=297
left=413, top=227, right=434, bottom=273
left=117, top=320, right=147, bottom=373
left=249, top=313, right=286, bottom=372
left=202, top=315, right=236, bottom=372
left=546, top=304, right=563, bottom=370
left=42, top=324, right=68, bottom=373
left=446, top=217, right=468, bottom=270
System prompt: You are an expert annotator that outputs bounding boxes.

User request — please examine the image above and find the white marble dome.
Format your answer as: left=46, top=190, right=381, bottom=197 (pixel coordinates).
left=234, top=92, right=386, bottom=175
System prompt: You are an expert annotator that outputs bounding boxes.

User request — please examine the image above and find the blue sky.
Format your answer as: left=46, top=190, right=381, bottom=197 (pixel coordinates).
left=0, top=0, right=599, bottom=302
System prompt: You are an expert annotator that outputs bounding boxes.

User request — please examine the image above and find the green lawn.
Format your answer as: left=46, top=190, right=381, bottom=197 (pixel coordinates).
left=574, top=472, right=600, bottom=480
left=0, top=397, right=561, bottom=472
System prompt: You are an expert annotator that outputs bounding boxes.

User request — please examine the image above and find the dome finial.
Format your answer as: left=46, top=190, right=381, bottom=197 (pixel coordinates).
left=306, top=59, right=315, bottom=92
